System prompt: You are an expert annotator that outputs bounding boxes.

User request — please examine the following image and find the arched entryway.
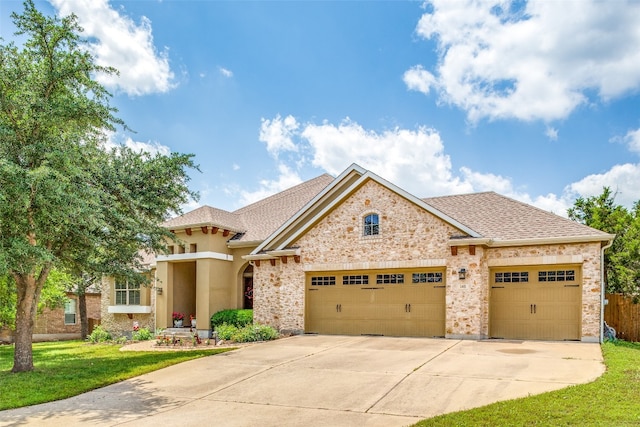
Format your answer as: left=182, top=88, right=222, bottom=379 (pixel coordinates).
left=242, top=264, right=254, bottom=309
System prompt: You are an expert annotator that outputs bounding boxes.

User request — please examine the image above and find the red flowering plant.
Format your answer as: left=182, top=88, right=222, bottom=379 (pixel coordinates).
left=172, top=311, right=185, bottom=321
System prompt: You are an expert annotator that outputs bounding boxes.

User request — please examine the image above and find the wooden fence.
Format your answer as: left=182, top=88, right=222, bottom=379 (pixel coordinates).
left=605, top=293, right=640, bottom=342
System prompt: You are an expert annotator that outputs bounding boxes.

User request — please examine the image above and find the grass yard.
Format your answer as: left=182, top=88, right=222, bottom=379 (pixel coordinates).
left=0, top=340, right=234, bottom=410
left=414, top=340, right=640, bottom=426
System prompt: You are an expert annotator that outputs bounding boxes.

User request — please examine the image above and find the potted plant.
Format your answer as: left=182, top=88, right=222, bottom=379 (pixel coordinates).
left=172, top=311, right=184, bottom=327
left=190, top=314, right=196, bottom=328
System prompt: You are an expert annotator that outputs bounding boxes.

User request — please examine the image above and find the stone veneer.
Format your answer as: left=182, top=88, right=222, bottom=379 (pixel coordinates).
left=254, top=179, right=604, bottom=342
left=100, top=276, right=155, bottom=337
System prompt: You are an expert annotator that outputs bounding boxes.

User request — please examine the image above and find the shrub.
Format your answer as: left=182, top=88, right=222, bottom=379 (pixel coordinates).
left=210, top=309, right=253, bottom=329
left=132, top=327, right=153, bottom=341
left=252, top=324, right=279, bottom=341
left=87, top=326, right=111, bottom=343
left=234, top=324, right=279, bottom=342
left=214, top=323, right=238, bottom=340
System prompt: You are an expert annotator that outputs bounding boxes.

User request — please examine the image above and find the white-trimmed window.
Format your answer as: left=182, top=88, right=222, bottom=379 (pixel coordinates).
left=64, top=299, right=76, bottom=325
left=115, top=281, right=141, bottom=305
left=363, top=213, right=379, bottom=236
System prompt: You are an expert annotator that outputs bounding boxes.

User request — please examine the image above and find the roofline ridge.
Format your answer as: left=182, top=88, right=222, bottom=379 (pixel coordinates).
left=233, top=174, right=334, bottom=214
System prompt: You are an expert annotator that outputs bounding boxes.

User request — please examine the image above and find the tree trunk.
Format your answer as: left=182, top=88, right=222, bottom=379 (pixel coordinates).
left=11, top=264, right=52, bottom=373
left=78, top=290, right=88, bottom=339
left=12, top=275, right=37, bottom=373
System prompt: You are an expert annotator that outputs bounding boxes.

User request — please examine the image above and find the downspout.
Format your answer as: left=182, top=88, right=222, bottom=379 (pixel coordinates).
left=600, top=239, right=614, bottom=343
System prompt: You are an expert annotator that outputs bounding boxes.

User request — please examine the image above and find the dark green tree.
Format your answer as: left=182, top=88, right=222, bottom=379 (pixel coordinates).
left=0, top=1, right=197, bottom=372
left=568, top=187, right=638, bottom=295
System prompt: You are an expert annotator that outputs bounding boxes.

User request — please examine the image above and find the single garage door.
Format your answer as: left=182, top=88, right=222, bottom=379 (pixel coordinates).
left=305, top=268, right=445, bottom=337
left=489, top=265, right=582, bottom=340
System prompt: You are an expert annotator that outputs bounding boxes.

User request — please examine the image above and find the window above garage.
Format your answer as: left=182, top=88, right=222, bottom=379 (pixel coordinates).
left=363, top=213, right=379, bottom=236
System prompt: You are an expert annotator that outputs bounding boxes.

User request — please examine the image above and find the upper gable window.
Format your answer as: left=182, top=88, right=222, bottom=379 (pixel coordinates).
left=363, top=214, right=379, bottom=236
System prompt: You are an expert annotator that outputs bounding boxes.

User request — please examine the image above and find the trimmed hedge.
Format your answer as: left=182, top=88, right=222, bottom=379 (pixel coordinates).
left=210, top=309, right=253, bottom=329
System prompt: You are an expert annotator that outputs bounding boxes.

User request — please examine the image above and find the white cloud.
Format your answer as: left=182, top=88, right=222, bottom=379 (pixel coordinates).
left=567, top=163, right=640, bottom=209
left=623, top=128, right=640, bottom=154
left=403, top=65, right=436, bottom=94
left=122, top=138, right=171, bottom=156
left=219, top=67, right=233, bottom=78
left=301, top=118, right=473, bottom=197
left=408, top=0, right=640, bottom=122
left=259, top=115, right=300, bottom=157
left=245, top=115, right=640, bottom=217
left=51, top=0, right=175, bottom=96
left=238, top=163, right=302, bottom=206
left=545, top=126, right=558, bottom=141
left=100, top=131, right=170, bottom=156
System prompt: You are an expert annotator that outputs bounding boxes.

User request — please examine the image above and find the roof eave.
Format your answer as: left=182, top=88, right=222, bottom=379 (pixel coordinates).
left=164, top=221, right=244, bottom=234
left=448, top=234, right=615, bottom=247
left=227, top=239, right=263, bottom=249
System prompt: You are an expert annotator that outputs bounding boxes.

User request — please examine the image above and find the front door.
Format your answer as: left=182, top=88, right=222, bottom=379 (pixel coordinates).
left=243, top=278, right=253, bottom=309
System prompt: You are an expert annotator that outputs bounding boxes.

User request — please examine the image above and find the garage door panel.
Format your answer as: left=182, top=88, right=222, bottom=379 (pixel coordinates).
left=305, top=269, right=445, bottom=338
left=489, top=266, right=581, bottom=341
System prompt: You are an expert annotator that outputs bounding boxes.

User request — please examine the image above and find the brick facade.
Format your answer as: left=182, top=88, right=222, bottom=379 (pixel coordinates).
left=33, top=293, right=101, bottom=335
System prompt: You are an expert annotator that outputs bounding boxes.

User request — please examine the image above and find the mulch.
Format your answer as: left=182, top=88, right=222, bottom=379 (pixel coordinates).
left=120, top=339, right=255, bottom=352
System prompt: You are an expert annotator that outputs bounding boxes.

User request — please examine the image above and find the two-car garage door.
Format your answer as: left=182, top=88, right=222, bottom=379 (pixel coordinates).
left=489, top=265, right=582, bottom=341
left=305, top=268, right=445, bottom=337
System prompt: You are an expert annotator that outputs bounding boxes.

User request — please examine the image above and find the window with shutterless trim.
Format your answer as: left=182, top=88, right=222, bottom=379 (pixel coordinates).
left=115, top=280, right=141, bottom=305
left=64, top=299, right=76, bottom=325
left=363, top=213, right=379, bottom=236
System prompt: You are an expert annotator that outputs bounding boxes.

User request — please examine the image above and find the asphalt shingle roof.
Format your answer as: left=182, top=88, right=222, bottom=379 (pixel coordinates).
left=423, top=191, right=610, bottom=240
left=162, top=174, right=335, bottom=242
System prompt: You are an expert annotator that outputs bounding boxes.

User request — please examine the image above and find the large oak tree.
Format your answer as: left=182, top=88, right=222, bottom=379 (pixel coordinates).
left=0, top=1, right=197, bottom=372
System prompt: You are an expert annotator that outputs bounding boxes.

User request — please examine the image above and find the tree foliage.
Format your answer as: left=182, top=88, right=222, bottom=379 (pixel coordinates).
left=568, top=188, right=640, bottom=295
left=0, top=1, right=197, bottom=372
left=0, top=269, right=72, bottom=331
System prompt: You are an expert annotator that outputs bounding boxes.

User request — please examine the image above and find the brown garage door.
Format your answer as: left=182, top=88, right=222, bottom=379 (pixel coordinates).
left=305, top=268, right=445, bottom=337
left=489, top=265, right=582, bottom=340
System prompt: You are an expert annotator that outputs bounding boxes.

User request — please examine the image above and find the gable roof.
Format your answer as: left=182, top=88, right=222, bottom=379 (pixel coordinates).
left=423, top=192, right=612, bottom=241
left=162, top=174, right=335, bottom=243
left=251, top=164, right=481, bottom=254
left=248, top=165, right=613, bottom=257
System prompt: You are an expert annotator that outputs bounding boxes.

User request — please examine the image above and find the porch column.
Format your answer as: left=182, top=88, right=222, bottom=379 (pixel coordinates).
left=195, top=259, right=212, bottom=334
left=155, top=261, right=173, bottom=329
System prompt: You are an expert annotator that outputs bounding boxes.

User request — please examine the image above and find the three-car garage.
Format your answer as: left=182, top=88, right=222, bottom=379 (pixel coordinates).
left=304, top=265, right=583, bottom=341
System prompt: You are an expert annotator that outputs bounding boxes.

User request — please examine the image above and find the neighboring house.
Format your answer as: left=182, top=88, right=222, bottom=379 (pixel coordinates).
left=33, top=290, right=101, bottom=340
left=100, top=164, right=614, bottom=342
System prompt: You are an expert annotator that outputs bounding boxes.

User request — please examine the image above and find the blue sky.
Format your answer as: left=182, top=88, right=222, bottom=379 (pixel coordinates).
left=2, top=0, right=640, bottom=216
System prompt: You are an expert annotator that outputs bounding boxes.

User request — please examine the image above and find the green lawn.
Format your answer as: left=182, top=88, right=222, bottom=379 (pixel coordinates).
left=414, top=340, right=640, bottom=426
left=0, top=340, right=234, bottom=410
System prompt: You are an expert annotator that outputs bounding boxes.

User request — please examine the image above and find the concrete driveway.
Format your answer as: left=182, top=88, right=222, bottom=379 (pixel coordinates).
left=0, top=335, right=604, bottom=427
